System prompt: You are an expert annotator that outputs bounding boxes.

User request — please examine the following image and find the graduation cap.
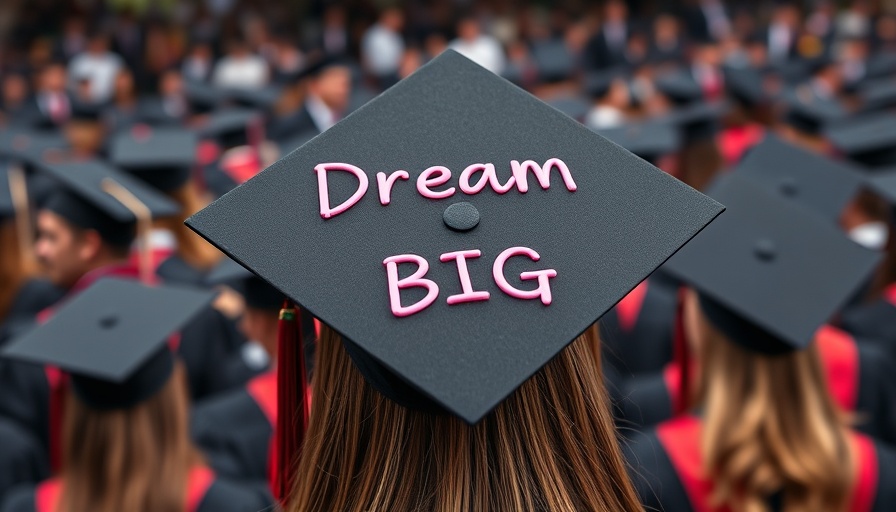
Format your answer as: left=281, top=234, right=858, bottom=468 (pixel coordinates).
left=859, top=80, right=896, bottom=112
left=723, top=67, right=767, bottom=107
left=661, top=100, right=729, bottom=143
left=584, top=69, right=629, bottom=98
left=654, top=68, right=703, bottom=105
left=109, top=126, right=198, bottom=192
left=826, top=114, right=896, bottom=168
left=186, top=50, right=724, bottom=425
left=1, top=278, right=214, bottom=410
left=184, top=80, right=221, bottom=113
left=781, top=86, right=847, bottom=135
left=663, top=173, right=880, bottom=354
left=38, top=159, right=180, bottom=247
left=207, top=257, right=286, bottom=311
left=220, top=86, right=283, bottom=110
left=198, top=109, right=261, bottom=149
left=592, top=122, right=680, bottom=163
left=0, top=130, right=69, bottom=164
left=735, top=134, right=864, bottom=222
left=531, top=40, right=575, bottom=83
left=68, top=100, right=103, bottom=123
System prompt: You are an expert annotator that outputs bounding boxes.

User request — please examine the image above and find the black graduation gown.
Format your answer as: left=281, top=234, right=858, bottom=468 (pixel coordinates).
left=839, top=296, right=896, bottom=361
left=0, top=279, right=65, bottom=345
left=600, top=274, right=679, bottom=380
left=266, top=106, right=318, bottom=145
left=156, top=254, right=210, bottom=288
left=625, top=416, right=896, bottom=512
left=615, top=327, right=896, bottom=446
left=0, top=468, right=274, bottom=512
left=0, top=419, right=48, bottom=506
left=191, top=371, right=276, bottom=482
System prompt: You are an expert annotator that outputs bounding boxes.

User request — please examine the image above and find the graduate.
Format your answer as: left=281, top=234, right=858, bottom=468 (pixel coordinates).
left=0, top=279, right=273, bottom=512
left=186, top=50, right=724, bottom=511
left=109, top=126, right=223, bottom=286
left=190, top=257, right=316, bottom=483
left=624, top=173, right=896, bottom=511
left=0, top=160, right=246, bottom=469
left=0, top=163, right=63, bottom=344
left=196, top=109, right=265, bottom=198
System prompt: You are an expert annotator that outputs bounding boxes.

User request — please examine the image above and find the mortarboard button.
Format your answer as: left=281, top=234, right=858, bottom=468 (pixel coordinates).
left=779, top=177, right=798, bottom=197
left=186, top=50, right=724, bottom=423
left=442, top=202, right=480, bottom=232
left=753, top=238, right=777, bottom=261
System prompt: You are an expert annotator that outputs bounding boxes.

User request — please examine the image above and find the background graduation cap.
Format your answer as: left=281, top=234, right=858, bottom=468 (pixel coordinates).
left=109, top=126, right=198, bottom=192
left=207, top=257, right=286, bottom=312
left=734, top=134, right=864, bottom=223
left=654, top=68, right=704, bottom=105
left=592, top=121, right=680, bottom=164
left=37, top=159, right=180, bottom=281
left=781, top=86, right=847, bottom=135
left=198, top=108, right=262, bottom=149
left=662, top=173, right=880, bottom=354
left=826, top=114, right=896, bottom=169
left=1, top=278, right=214, bottom=410
left=660, top=100, right=729, bottom=143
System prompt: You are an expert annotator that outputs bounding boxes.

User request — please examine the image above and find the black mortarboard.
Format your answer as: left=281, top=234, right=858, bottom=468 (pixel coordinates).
left=782, top=87, right=847, bottom=135
left=827, top=114, right=896, bottom=168
left=545, top=96, right=590, bottom=122
left=584, top=69, right=629, bottom=99
left=1, top=278, right=213, bottom=410
left=291, top=54, right=349, bottom=82
left=0, top=131, right=69, bottom=164
left=109, top=126, right=197, bottom=192
left=723, top=67, right=767, bottom=107
left=655, top=69, right=703, bottom=105
left=859, top=80, right=896, bottom=111
left=866, top=169, right=896, bottom=206
left=220, top=86, right=283, bottom=110
left=198, top=109, right=260, bottom=149
left=184, top=81, right=221, bottom=113
left=68, top=101, right=103, bottom=123
left=37, top=159, right=180, bottom=246
left=661, top=100, right=728, bottom=143
left=531, top=40, right=575, bottom=83
left=663, top=173, right=880, bottom=354
left=207, top=257, right=286, bottom=311
left=735, top=134, right=864, bottom=222
left=865, top=53, right=896, bottom=81
left=186, top=50, right=724, bottom=424
left=592, top=122, right=680, bottom=163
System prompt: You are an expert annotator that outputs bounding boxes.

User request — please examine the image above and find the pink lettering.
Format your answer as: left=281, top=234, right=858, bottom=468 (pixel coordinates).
left=510, top=158, right=577, bottom=193
left=493, top=247, right=558, bottom=305
left=439, top=250, right=491, bottom=305
left=383, top=254, right=440, bottom=317
left=416, top=166, right=456, bottom=199
left=315, top=162, right=369, bottom=219
left=376, top=170, right=409, bottom=206
left=459, top=163, right=516, bottom=195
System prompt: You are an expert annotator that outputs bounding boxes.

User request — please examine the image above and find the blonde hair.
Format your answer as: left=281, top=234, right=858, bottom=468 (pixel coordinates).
left=287, top=324, right=642, bottom=512
left=58, top=363, right=202, bottom=512
left=693, top=295, right=853, bottom=512
left=155, top=182, right=222, bottom=271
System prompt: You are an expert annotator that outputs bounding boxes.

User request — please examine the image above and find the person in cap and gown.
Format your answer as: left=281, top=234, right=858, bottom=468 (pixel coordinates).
left=187, top=51, right=723, bottom=511
left=0, top=160, right=251, bottom=470
left=109, top=127, right=224, bottom=286
left=625, top=174, right=896, bottom=511
left=191, top=258, right=315, bottom=483
left=266, top=57, right=352, bottom=144
left=0, top=165, right=64, bottom=344
left=0, top=280, right=273, bottom=512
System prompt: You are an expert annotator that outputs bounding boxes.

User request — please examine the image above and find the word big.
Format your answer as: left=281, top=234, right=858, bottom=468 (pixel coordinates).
left=383, top=247, right=557, bottom=317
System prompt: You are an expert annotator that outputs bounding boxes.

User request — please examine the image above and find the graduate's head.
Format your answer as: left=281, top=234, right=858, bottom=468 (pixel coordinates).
left=33, top=160, right=180, bottom=288
left=305, top=61, right=351, bottom=113
left=187, top=52, right=724, bottom=510
left=0, top=280, right=211, bottom=512
left=663, top=173, right=879, bottom=512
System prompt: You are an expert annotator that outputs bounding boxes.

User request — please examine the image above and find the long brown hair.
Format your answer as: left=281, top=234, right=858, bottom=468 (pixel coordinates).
left=58, top=363, right=202, bottom=512
left=691, top=294, right=853, bottom=512
left=287, top=324, right=642, bottom=512
left=155, top=182, right=222, bottom=270
left=0, top=220, right=35, bottom=321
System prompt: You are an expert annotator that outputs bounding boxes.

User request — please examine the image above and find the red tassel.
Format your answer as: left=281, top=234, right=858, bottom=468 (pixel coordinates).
left=672, top=287, right=690, bottom=416
left=272, top=300, right=308, bottom=504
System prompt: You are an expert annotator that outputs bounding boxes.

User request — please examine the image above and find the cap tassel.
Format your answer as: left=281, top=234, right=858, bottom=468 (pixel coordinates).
left=273, top=299, right=308, bottom=503
left=672, top=287, right=691, bottom=416
left=100, top=179, right=153, bottom=284
left=7, top=165, right=36, bottom=272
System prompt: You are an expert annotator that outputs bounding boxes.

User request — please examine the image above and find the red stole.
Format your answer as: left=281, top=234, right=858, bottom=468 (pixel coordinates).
left=35, top=466, right=216, bottom=512
left=656, top=416, right=878, bottom=512
left=615, top=280, right=649, bottom=333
